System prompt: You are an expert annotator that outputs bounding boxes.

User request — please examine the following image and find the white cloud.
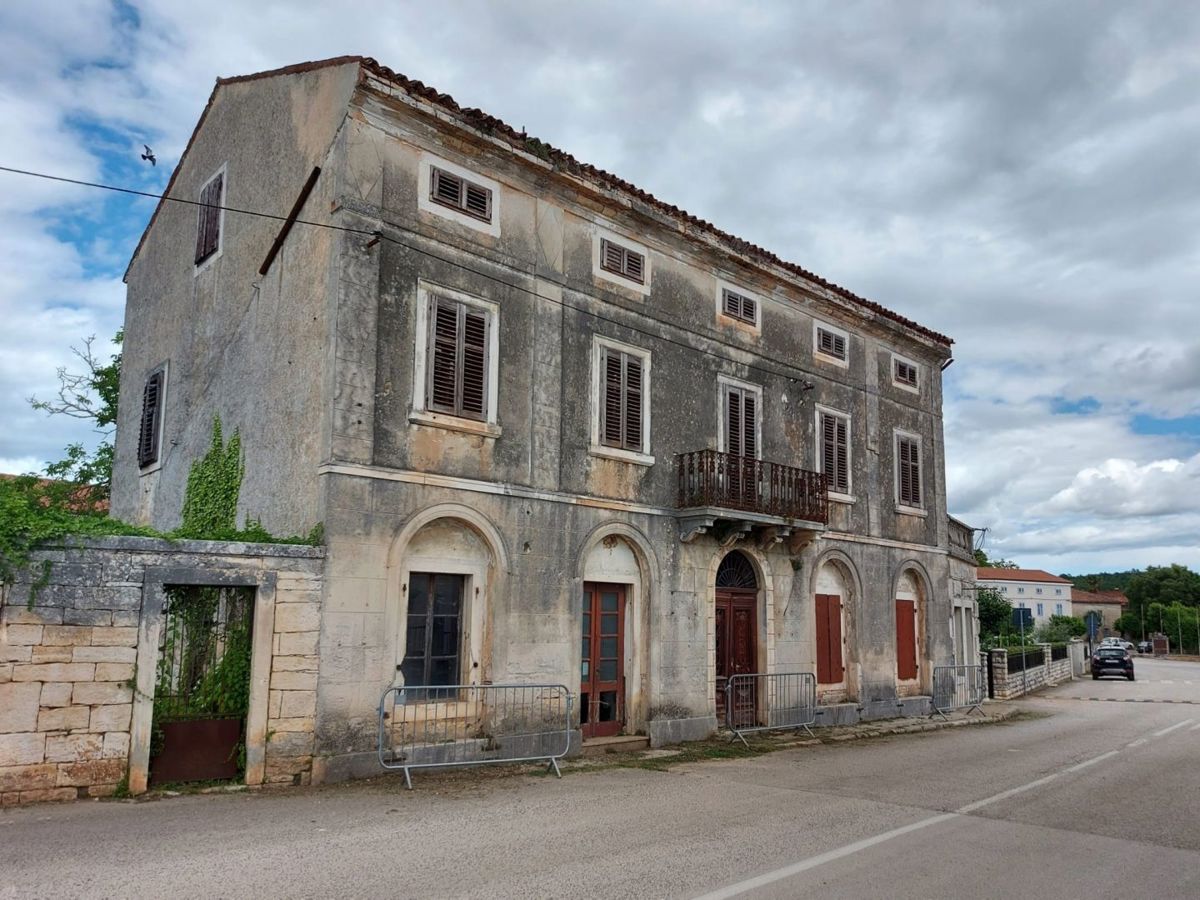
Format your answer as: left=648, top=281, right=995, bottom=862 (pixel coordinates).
left=1038, top=455, right=1200, bottom=518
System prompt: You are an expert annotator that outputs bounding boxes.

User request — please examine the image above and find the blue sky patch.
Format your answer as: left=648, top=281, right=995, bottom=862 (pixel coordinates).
left=1050, top=395, right=1101, bottom=415
left=1131, top=413, right=1200, bottom=439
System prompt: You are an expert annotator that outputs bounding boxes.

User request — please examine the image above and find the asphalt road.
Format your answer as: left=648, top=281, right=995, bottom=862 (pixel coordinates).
left=3, top=656, right=1197, bottom=899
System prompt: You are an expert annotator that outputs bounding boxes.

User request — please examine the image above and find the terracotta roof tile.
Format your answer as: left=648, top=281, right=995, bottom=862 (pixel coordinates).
left=127, top=56, right=952, bottom=347
left=976, top=568, right=1073, bottom=585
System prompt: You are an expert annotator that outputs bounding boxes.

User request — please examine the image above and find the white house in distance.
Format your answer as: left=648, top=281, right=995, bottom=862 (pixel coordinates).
left=976, top=568, right=1073, bottom=627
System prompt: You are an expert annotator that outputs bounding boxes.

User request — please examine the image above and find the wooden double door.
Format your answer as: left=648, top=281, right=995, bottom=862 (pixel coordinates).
left=581, top=582, right=625, bottom=739
left=715, top=588, right=757, bottom=723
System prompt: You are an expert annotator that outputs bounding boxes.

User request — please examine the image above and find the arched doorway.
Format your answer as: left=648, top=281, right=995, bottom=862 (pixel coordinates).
left=895, top=569, right=923, bottom=690
left=714, top=550, right=758, bottom=722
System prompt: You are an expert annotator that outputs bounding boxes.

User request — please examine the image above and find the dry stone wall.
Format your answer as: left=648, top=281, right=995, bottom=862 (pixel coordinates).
left=0, top=536, right=323, bottom=805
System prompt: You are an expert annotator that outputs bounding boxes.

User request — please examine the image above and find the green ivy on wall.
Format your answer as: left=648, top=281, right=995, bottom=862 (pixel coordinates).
left=178, top=418, right=245, bottom=538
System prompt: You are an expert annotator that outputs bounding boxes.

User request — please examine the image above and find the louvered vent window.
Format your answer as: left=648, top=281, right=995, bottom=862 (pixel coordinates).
left=426, top=296, right=490, bottom=420
left=723, top=384, right=758, bottom=459
left=137, top=370, right=164, bottom=468
left=195, top=173, right=223, bottom=265
left=430, top=167, right=493, bottom=222
left=894, top=359, right=918, bottom=388
left=817, top=327, right=847, bottom=360
left=600, top=239, right=645, bottom=284
left=820, top=412, right=850, bottom=494
left=897, top=435, right=922, bottom=508
left=722, top=288, right=757, bottom=325
left=600, top=347, right=645, bottom=452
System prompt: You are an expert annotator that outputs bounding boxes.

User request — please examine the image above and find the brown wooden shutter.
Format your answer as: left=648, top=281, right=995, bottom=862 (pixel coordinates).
left=428, top=299, right=459, bottom=412
left=623, top=354, right=642, bottom=451
left=195, top=174, right=223, bottom=264
left=741, top=391, right=756, bottom=459
left=623, top=249, right=644, bottom=282
left=137, top=372, right=163, bottom=467
left=896, top=599, right=918, bottom=680
left=816, top=594, right=844, bottom=684
left=460, top=309, right=487, bottom=418
left=833, top=416, right=848, bottom=492
left=821, top=413, right=837, bottom=489
left=726, top=388, right=742, bottom=456
left=898, top=437, right=921, bottom=506
left=723, top=290, right=740, bottom=317
left=602, top=240, right=623, bottom=273
left=432, top=168, right=462, bottom=207
left=602, top=349, right=624, bottom=446
left=464, top=183, right=490, bottom=220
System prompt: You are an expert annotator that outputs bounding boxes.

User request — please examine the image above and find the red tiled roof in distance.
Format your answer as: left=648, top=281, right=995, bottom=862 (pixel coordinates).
left=1071, top=587, right=1129, bottom=606
left=126, top=55, right=952, bottom=348
left=976, top=568, right=1073, bottom=585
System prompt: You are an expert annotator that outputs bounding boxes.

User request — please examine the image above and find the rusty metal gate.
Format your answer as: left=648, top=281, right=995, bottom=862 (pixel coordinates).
left=149, top=585, right=255, bottom=786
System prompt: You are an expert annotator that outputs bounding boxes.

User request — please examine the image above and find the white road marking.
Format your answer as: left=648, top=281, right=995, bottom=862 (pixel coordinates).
left=1064, top=750, right=1120, bottom=773
left=1153, top=719, right=1195, bottom=737
left=695, top=716, right=1199, bottom=898
left=692, top=813, right=960, bottom=900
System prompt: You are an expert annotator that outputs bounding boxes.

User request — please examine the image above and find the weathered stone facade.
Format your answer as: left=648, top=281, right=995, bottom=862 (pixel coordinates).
left=107, top=57, right=964, bottom=781
left=0, top=537, right=323, bottom=803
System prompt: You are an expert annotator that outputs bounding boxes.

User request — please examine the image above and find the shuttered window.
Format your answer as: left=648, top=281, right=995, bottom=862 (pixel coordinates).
left=721, top=288, right=757, bottom=325
left=723, top=384, right=758, bottom=459
left=600, top=239, right=645, bottom=284
left=894, top=358, right=918, bottom=388
left=820, top=412, right=850, bottom=494
left=817, top=327, right=847, bottom=361
left=896, top=435, right=922, bottom=508
left=137, top=370, right=164, bottom=468
left=426, top=296, right=490, bottom=420
left=600, top=347, right=646, bottom=452
left=430, top=167, right=493, bottom=223
left=195, top=172, right=223, bottom=265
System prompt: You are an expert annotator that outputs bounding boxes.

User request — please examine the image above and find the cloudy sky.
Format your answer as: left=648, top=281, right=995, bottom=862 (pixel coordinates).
left=2, top=1, right=1198, bottom=574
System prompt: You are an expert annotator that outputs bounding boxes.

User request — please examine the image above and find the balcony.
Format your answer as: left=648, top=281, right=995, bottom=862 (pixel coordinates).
left=676, top=449, right=828, bottom=548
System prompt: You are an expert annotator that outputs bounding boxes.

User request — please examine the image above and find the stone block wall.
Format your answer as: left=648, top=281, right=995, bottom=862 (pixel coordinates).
left=988, top=645, right=1076, bottom=701
left=0, top=537, right=323, bottom=805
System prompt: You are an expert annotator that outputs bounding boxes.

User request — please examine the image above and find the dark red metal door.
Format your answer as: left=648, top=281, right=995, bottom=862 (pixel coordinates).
left=715, top=588, right=757, bottom=723
left=581, top=583, right=625, bottom=739
left=816, top=593, right=844, bottom=685
left=896, top=599, right=918, bottom=680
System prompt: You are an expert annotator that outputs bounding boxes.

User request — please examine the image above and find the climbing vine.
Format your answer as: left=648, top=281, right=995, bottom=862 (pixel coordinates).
left=178, top=418, right=245, bottom=538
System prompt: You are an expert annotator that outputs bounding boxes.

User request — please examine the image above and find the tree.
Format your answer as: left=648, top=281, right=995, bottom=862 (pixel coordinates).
left=977, top=586, right=1011, bottom=638
left=1035, top=614, right=1087, bottom=643
left=974, top=549, right=1019, bottom=569
left=1113, top=612, right=1140, bottom=638
left=1126, top=565, right=1200, bottom=625
left=27, top=330, right=121, bottom=500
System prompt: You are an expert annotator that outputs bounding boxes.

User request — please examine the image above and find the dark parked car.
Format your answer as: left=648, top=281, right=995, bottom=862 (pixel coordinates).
left=1137, top=640, right=1152, bottom=654
left=1092, top=646, right=1135, bottom=680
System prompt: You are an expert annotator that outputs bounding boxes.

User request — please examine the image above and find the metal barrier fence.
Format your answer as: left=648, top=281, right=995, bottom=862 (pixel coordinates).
left=725, top=672, right=817, bottom=746
left=931, top=664, right=987, bottom=720
left=377, top=683, right=572, bottom=789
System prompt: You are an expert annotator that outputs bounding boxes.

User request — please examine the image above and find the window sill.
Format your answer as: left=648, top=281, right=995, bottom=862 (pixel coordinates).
left=894, top=504, right=927, bottom=519
left=717, top=313, right=761, bottom=335
left=827, top=491, right=855, bottom=505
left=814, top=351, right=849, bottom=369
left=409, top=409, right=501, bottom=439
left=588, top=445, right=655, bottom=467
left=892, top=380, right=920, bottom=395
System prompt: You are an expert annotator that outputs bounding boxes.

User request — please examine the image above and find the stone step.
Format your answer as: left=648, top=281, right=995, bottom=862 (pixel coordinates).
left=580, top=735, right=650, bottom=757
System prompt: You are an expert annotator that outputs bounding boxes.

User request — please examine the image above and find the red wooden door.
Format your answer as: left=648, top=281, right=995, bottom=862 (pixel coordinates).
left=715, top=588, right=757, bottom=723
left=895, top=599, right=918, bottom=680
left=581, top=583, right=625, bottom=739
left=815, top=593, right=844, bottom=685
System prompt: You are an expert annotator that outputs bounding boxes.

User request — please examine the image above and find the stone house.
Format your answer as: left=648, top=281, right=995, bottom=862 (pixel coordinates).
left=106, top=55, right=958, bottom=779
left=1070, top=588, right=1128, bottom=638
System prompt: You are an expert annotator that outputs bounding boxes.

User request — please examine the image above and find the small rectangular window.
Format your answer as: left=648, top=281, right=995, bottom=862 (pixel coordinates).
left=400, top=572, right=464, bottom=699
left=894, top=358, right=919, bottom=389
left=1036, top=603, right=1044, bottom=617
left=430, top=166, right=493, bottom=223
left=721, top=288, right=757, bottom=325
left=600, top=238, right=645, bottom=284
left=426, top=295, right=491, bottom=420
left=1056, top=603, right=1063, bottom=615
left=819, top=411, right=850, bottom=494
left=817, top=327, right=847, bottom=361
left=600, top=347, right=646, bottom=453
left=137, top=370, right=165, bottom=468
left=1036, top=588, right=1043, bottom=594
left=195, top=172, right=224, bottom=265
left=896, top=434, right=922, bottom=508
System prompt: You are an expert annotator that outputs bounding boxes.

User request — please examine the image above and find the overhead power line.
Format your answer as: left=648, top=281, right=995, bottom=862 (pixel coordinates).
left=0, top=163, right=936, bottom=401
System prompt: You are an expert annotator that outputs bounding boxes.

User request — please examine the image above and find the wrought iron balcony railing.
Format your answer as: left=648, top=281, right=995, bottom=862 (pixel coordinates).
left=677, top=449, right=829, bottom=524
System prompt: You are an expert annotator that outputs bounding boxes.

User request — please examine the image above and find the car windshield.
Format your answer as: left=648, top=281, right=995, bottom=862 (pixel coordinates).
left=1098, top=649, right=1126, bottom=656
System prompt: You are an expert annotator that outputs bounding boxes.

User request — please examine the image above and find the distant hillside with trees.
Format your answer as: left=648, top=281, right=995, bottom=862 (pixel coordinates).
left=1059, top=571, right=1140, bottom=592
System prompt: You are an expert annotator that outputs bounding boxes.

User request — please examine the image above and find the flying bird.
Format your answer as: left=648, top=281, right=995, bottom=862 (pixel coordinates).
left=141, top=145, right=156, bottom=166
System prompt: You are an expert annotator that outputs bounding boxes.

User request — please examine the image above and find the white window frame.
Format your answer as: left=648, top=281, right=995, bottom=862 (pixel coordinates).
left=194, top=164, right=227, bottom=274
left=589, top=335, right=653, bottom=465
left=891, top=353, right=920, bottom=393
left=1055, top=603, right=1063, bottom=615
left=716, top=375, right=763, bottom=459
left=815, top=404, right=852, bottom=502
left=418, top=152, right=502, bottom=237
left=411, top=281, right=501, bottom=436
left=592, top=226, right=651, bottom=296
left=137, top=361, right=169, bottom=476
left=1036, top=602, right=1044, bottom=617
left=715, top=279, right=761, bottom=332
left=813, top=320, right=849, bottom=368
left=893, top=428, right=925, bottom=514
